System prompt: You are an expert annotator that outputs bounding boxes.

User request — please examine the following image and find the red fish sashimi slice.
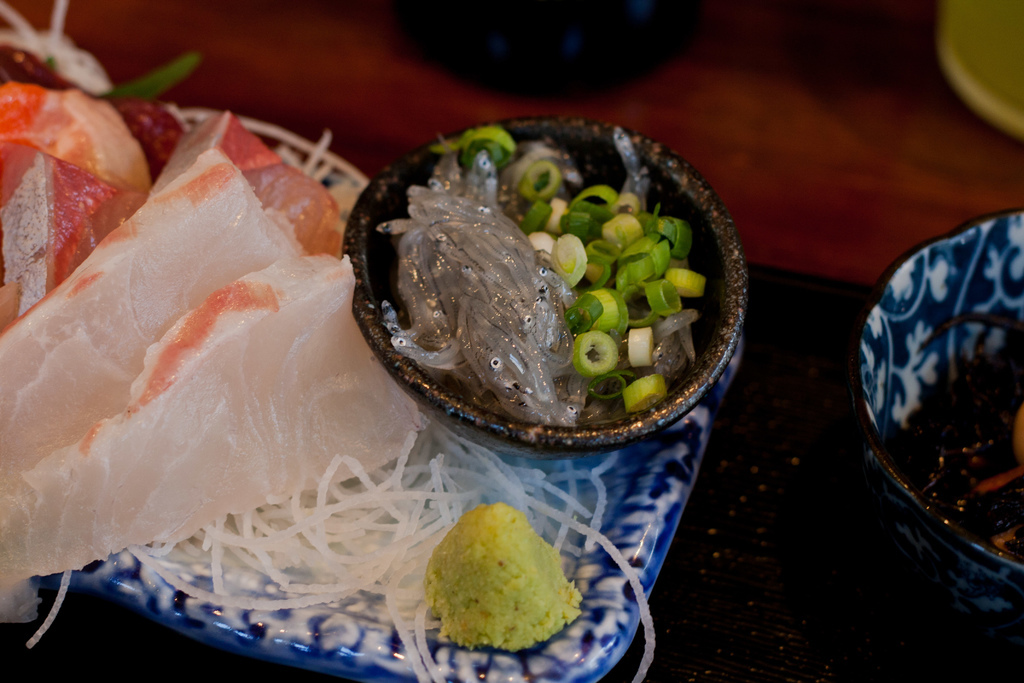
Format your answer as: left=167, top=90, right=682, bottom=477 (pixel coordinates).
left=0, top=148, right=298, bottom=526
left=153, top=109, right=281, bottom=192
left=8, top=255, right=420, bottom=585
left=0, top=82, right=151, bottom=192
left=0, top=142, right=146, bottom=316
left=157, top=110, right=342, bottom=255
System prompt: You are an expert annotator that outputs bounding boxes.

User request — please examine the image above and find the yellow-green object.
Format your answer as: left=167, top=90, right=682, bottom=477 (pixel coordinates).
left=937, top=0, right=1024, bottom=141
left=424, top=502, right=582, bottom=651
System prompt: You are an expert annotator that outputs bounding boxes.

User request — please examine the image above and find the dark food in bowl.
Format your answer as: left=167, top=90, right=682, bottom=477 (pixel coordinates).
left=887, top=314, right=1024, bottom=559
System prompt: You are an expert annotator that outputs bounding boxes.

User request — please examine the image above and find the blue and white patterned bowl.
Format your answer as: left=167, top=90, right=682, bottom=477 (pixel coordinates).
left=848, top=208, right=1024, bottom=643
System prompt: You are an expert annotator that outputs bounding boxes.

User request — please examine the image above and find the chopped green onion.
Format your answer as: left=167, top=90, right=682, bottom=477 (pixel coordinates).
left=601, top=213, right=644, bottom=249
left=585, top=239, right=621, bottom=264
left=456, top=125, right=516, bottom=168
left=645, top=278, right=682, bottom=316
left=566, top=199, right=615, bottom=229
left=560, top=210, right=601, bottom=241
left=623, top=373, right=667, bottom=412
left=520, top=200, right=553, bottom=234
left=552, top=234, right=588, bottom=286
left=646, top=216, right=682, bottom=248
left=646, top=216, right=693, bottom=259
left=666, top=267, right=706, bottom=297
left=615, top=252, right=656, bottom=291
left=628, top=327, right=654, bottom=367
left=583, top=262, right=612, bottom=290
left=518, top=160, right=562, bottom=202
left=529, top=230, right=555, bottom=254
left=611, top=191, right=641, bottom=214
left=546, top=197, right=568, bottom=234
left=572, top=330, right=619, bottom=377
left=590, top=287, right=628, bottom=335
left=103, top=51, right=202, bottom=100
left=570, top=184, right=618, bottom=209
left=620, top=235, right=670, bottom=277
left=671, top=219, right=693, bottom=259
left=565, top=292, right=604, bottom=334
left=588, top=369, right=636, bottom=399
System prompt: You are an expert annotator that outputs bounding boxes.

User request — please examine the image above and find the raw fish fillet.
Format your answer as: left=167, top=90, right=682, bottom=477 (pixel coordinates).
left=0, top=148, right=298, bottom=519
left=156, top=111, right=341, bottom=255
left=0, top=82, right=151, bottom=192
left=0, top=142, right=146, bottom=315
left=244, top=162, right=342, bottom=256
left=152, top=110, right=282, bottom=193
left=2, top=255, right=421, bottom=587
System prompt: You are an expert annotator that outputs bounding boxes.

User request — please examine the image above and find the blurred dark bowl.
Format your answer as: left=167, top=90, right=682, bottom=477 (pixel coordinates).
left=344, top=115, right=746, bottom=458
left=394, top=0, right=702, bottom=94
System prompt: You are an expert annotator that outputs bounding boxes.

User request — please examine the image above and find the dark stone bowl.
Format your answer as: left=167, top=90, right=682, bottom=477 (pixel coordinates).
left=343, top=116, right=747, bottom=458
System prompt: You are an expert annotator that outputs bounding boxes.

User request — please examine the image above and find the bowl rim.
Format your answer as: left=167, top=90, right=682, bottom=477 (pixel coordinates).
left=344, top=115, right=748, bottom=455
left=847, top=205, right=1024, bottom=564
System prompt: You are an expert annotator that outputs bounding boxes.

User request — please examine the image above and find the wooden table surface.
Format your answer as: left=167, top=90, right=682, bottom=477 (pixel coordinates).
left=12, top=0, right=1024, bottom=287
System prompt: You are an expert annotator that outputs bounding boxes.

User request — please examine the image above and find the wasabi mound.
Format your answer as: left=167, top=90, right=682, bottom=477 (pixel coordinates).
left=424, top=501, right=582, bottom=651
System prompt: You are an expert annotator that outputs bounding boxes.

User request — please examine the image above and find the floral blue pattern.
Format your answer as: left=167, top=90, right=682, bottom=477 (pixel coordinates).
left=851, top=209, right=1024, bottom=642
left=40, top=342, right=742, bottom=682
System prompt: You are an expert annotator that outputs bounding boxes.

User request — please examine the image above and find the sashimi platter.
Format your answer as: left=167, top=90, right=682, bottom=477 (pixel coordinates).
left=0, top=2, right=741, bottom=682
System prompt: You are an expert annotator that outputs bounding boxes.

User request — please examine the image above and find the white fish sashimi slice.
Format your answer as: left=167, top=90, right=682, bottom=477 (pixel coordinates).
left=5, top=255, right=420, bottom=585
left=0, top=148, right=297, bottom=502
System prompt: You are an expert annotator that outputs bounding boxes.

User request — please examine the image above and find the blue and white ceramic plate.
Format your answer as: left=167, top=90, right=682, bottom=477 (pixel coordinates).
left=849, top=209, right=1024, bottom=642
left=37, top=345, right=740, bottom=682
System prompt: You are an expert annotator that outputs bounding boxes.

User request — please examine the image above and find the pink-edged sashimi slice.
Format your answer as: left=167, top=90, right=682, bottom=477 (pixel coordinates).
left=0, top=142, right=146, bottom=316
left=0, top=147, right=298, bottom=514
left=3, top=254, right=421, bottom=586
left=152, top=109, right=281, bottom=193
left=0, top=82, right=151, bottom=193
left=155, top=110, right=342, bottom=256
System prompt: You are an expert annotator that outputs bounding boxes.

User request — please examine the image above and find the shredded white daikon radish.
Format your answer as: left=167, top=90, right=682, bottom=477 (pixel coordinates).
left=0, top=0, right=112, bottom=94
left=128, top=420, right=654, bottom=683
left=24, top=570, right=70, bottom=649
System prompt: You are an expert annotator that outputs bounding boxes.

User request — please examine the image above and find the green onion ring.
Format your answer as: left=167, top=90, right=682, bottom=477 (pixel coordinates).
left=520, top=200, right=553, bottom=234
left=582, top=262, right=612, bottom=291
left=616, top=252, right=656, bottom=291
left=519, top=160, right=562, bottom=202
left=572, top=330, right=619, bottom=377
left=456, top=125, right=516, bottom=168
left=587, top=369, right=636, bottom=399
left=602, top=213, right=644, bottom=249
left=586, top=239, right=621, bottom=264
left=645, top=278, right=682, bottom=316
left=570, top=184, right=619, bottom=208
left=565, top=292, right=604, bottom=334
left=590, top=287, right=628, bottom=335
left=623, top=373, right=668, bottom=413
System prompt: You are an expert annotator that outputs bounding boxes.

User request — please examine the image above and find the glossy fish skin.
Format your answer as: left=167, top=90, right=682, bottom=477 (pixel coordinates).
left=3, top=255, right=421, bottom=585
